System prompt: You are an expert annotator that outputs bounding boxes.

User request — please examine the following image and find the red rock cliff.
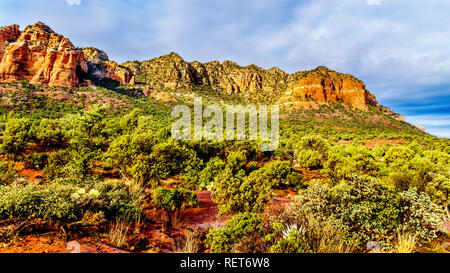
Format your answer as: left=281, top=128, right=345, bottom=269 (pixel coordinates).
left=0, top=22, right=87, bottom=86
left=284, top=66, right=376, bottom=111
left=0, top=24, right=20, bottom=62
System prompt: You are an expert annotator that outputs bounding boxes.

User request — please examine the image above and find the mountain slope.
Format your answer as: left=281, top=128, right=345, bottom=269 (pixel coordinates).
left=0, top=22, right=423, bottom=133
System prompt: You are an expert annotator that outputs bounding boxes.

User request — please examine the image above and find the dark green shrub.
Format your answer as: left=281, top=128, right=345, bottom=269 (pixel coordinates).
left=205, top=213, right=265, bottom=253
left=263, top=161, right=304, bottom=188
left=197, top=157, right=226, bottom=190
left=153, top=187, right=199, bottom=228
left=95, top=179, right=145, bottom=221
left=212, top=169, right=272, bottom=216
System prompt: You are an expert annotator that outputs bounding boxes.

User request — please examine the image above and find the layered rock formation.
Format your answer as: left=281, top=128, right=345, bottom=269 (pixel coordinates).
left=82, top=47, right=133, bottom=84
left=0, top=24, right=20, bottom=62
left=283, top=66, right=378, bottom=111
left=122, top=53, right=298, bottom=94
left=0, top=22, right=400, bottom=113
left=122, top=54, right=379, bottom=110
left=0, top=23, right=134, bottom=87
left=0, top=22, right=87, bottom=86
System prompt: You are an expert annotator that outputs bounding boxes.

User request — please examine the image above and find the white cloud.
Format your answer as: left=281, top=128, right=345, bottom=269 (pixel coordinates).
left=405, top=115, right=450, bottom=127
left=404, top=115, right=450, bottom=138
left=66, top=0, right=81, bottom=6
left=366, top=0, right=382, bottom=6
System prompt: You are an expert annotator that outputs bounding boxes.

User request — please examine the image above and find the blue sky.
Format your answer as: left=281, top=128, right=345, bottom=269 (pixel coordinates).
left=0, top=0, right=449, bottom=138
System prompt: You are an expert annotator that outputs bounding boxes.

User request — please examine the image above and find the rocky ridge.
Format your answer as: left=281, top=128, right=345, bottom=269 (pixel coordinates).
left=0, top=23, right=133, bottom=87
left=0, top=22, right=404, bottom=118
left=82, top=47, right=134, bottom=85
left=123, top=53, right=383, bottom=111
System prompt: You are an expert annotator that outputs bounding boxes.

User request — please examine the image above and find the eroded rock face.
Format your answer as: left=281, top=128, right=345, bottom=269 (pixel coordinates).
left=0, top=22, right=87, bottom=86
left=82, top=47, right=133, bottom=84
left=122, top=54, right=380, bottom=110
left=122, top=53, right=292, bottom=94
left=0, top=24, right=20, bottom=62
left=284, top=66, right=376, bottom=111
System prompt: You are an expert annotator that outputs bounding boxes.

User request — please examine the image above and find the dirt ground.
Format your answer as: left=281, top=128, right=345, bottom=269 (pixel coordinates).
left=0, top=190, right=251, bottom=253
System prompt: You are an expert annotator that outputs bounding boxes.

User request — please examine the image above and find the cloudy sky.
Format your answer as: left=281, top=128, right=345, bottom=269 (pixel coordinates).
left=0, top=0, right=449, bottom=137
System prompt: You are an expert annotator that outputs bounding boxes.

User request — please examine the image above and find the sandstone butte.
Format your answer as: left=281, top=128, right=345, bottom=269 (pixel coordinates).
left=0, top=22, right=133, bottom=87
left=0, top=22, right=397, bottom=114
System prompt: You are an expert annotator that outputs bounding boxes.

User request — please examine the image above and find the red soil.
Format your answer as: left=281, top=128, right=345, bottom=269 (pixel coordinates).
left=364, top=138, right=407, bottom=147
left=0, top=235, right=127, bottom=253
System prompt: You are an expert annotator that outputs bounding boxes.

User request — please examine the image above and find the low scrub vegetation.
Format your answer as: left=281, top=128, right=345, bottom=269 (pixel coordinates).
left=0, top=81, right=448, bottom=253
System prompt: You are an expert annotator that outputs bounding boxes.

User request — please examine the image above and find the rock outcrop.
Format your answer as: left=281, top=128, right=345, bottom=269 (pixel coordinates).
left=122, top=53, right=296, bottom=94
left=0, top=22, right=87, bottom=86
left=283, top=66, right=377, bottom=111
left=0, top=23, right=399, bottom=113
left=0, top=23, right=134, bottom=87
left=122, top=54, right=379, bottom=110
left=82, top=47, right=133, bottom=84
left=0, top=24, right=20, bottom=62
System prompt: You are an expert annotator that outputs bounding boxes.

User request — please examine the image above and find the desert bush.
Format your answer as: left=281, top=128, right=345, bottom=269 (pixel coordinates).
left=0, top=183, right=81, bottom=220
left=95, top=179, right=145, bottom=221
left=226, top=151, right=247, bottom=173
left=45, top=148, right=96, bottom=181
left=296, top=149, right=322, bottom=170
left=150, top=141, right=202, bottom=182
left=0, top=161, right=17, bottom=185
left=153, top=187, right=199, bottom=228
left=323, top=145, right=378, bottom=183
left=426, top=172, right=450, bottom=219
left=383, top=145, right=416, bottom=168
left=0, top=179, right=145, bottom=222
left=293, top=135, right=330, bottom=170
left=288, top=176, right=445, bottom=248
left=398, top=188, right=445, bottom=242
left=36, top=118, right=64, bottom=146
left=205, top=212, right=266, bottom=253
left=298, top=135, right=330, bottom=153
left=212, top=169, right=272, bottom=216
left=106, top=136, right=201, bottom=184
left=0, top=117, right=32, bottom=155
left=197, top=157, right=226, bottom=190
left=263, top=161, right=304, bottom=188
left=389, top=171, right=414, bottom=192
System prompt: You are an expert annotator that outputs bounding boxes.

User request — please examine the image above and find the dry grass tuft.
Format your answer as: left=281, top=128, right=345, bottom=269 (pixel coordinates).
left=303, top=214, right=358, bottom=253
left=173, top=229, right=202, bottom=253
left=393, top=230, right=417, bottom=253
left=108, top=217, right=131, bottom=248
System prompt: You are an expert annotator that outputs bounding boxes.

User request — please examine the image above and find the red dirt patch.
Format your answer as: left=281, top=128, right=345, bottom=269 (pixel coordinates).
left=14, top=161, right=44, bottom=182
left=364, top=138, right=407, bottom=147
left=182, top=191, right=228, bottom=229
left=0, top=234, right=127, bottom=253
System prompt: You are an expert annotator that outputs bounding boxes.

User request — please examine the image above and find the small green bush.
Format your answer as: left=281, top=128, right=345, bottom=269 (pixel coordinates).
left=153, top=187, right=199, bottom=228
left=0, top=161, right=17, bottom=185
left=212, top=169, right=272, bottom=216
left=263, top=161, right=304, bottom=188
left=296, top=149, right=322, bottom=170
left=205, top=213, right=265, bottom=253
